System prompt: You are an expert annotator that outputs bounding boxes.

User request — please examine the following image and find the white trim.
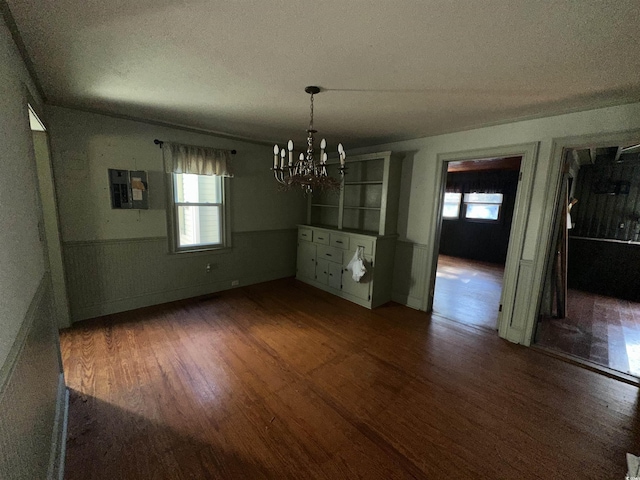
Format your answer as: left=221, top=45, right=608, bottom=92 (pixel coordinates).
left=46, top=375, right=68, bottom=480
left=426, top=142, right=539, bottom=344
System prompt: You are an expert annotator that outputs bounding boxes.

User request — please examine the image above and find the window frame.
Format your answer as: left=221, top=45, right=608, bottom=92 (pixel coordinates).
left=462, top=192, right=503, bottom=223
left=166, top=172, right=232, bottom=254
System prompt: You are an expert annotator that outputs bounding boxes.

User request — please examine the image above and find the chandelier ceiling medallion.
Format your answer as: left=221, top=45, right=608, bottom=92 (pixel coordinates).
left=271, top=86, right=346, bottom=194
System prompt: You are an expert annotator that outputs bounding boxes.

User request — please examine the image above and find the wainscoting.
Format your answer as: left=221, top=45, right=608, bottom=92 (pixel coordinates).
left=392, top=240, right=430, bottom=309
left=63, top=229, right=298, bottom=321
left=0, top=274, right=67, bottom=480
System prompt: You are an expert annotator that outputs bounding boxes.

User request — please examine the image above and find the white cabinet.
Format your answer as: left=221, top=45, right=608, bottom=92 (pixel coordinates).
left=296, top=240, right=316, bottom=281
left=296, top=225, right=396, bottom=309
left=298, top=151, right=401, bottom=309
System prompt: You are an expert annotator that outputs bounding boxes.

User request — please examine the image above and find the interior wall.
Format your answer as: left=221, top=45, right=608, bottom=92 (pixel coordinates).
left=46, top=106, right=308, bottom=321
left=571, top=157, right=640, bottom=241
left=0, top=16, right=45, bottom=371
left=348, top=102, right=640, bottom=336
left=0, top=15, right=66, bottom=480
left=440, top=170, right=519, bottom=264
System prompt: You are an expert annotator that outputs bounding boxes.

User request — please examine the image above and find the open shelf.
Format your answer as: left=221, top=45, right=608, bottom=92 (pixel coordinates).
left=343, top=206, right=381, bottom=211
left=307, top=151, right=400, bottom=236
left=344, top=181, right=384, bottom=186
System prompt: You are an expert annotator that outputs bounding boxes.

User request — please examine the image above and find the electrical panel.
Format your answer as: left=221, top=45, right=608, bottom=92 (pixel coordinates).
left=108, top=169, right=149, bottom=209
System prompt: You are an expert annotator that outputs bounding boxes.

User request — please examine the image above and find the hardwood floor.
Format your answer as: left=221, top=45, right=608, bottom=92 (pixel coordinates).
left=536, top=288, right=640, bottom=377
left=61, top=278, right=639, bottom=479
left=433, top=254, right=503, bottom=330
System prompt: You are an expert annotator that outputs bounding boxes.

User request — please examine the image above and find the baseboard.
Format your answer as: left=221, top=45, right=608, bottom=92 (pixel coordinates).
left=47, top=374, right=69, bottom=480
left=73, top=268, right=294, bottom=321
left=391, top=292, right=424, bottom=310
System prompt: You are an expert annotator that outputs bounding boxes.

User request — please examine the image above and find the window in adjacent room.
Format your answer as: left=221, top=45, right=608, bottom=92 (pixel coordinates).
left=463, top=192, right=503, bottom=221
left=442, top=192, right=462, bottom=219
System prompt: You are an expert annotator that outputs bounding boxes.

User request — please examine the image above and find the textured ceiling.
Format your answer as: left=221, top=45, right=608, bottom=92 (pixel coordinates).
left=6, top=0, right=640, bottom=148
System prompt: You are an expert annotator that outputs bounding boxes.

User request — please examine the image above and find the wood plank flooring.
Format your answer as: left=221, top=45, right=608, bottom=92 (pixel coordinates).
left=433, top=255, right=503, bottom=330
left=61, top=278, right=640, bottom=479
left=536, top=288, right=640, bottom=377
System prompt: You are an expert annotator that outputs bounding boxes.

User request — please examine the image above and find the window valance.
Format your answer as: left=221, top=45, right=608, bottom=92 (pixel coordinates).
left=162, top=142, right=233, bottom=177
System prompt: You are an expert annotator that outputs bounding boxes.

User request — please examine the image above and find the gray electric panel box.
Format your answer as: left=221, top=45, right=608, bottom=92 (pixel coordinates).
left=108, top=169, right=149, bottom=209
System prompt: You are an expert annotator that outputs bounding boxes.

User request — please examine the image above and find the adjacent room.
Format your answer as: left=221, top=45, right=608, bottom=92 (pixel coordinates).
left=535, top=143, right=640, bottom=378
left=433, top=156, right=521, bottom=331
left=2, top=1, right=640, bottom=479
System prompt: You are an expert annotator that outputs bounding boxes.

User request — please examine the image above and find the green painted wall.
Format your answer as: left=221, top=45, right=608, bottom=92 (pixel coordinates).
left=46, top=106, right=308, bottom=321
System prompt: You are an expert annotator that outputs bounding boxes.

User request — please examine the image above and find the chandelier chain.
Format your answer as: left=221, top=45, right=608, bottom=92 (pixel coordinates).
left=309, top=93, right=314, bottom=131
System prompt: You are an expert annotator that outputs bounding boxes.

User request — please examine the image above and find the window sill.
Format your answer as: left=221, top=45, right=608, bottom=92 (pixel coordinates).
left=169, top=246, right=233, bottom=256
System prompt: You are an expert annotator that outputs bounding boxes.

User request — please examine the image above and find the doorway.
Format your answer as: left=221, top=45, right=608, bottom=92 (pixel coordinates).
left=432, top=156, right=522, bottom=330
left=534, top=141, right=640, bottom=377
left=29, top=104, right=71, bottom=328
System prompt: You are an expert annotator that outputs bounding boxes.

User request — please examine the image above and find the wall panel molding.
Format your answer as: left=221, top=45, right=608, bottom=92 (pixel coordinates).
left=63, top=229, right=297, bottom=321
left=0, top=274, right=66, bottom=479
left=392, top=240, right=430, bottom=309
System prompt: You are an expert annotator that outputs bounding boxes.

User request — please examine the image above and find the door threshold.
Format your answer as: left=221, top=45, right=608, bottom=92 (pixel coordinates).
left=531, top=344, right=640, bottom=387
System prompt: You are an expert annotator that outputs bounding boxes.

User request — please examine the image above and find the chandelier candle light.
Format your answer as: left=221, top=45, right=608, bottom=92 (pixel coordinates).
left=271, top=86, right=346, bottom=194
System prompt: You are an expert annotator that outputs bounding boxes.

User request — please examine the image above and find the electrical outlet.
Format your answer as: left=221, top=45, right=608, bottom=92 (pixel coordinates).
left=206, top=263, right=218, bottom=273
left=231, top=280, right=239, bottom=286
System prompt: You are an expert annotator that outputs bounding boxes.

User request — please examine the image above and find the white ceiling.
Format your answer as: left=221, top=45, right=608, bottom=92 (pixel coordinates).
left=7, top=0, right=640, bottom=148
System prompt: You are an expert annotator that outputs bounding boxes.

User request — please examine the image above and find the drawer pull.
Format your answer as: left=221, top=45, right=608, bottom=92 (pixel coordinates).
left=325, top=253, right=332, bottom=257
left=302, top=233, right=308, bottom=237
left=335, top=240, right=343, bottom=244
left=318, top=236, right=324, bottom=240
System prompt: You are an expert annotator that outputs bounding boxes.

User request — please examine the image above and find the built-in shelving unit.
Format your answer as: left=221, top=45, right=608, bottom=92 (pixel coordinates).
left=307, top=151, right=402, bottom=236
left=299, top=151, right=403, bottom=309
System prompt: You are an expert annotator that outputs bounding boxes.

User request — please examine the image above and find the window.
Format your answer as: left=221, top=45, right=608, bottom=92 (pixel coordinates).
left=463, top=192, right=503, bottom=221
left=442, top=192, right=462, bottom=219
left=169, top=173, right=228, bottom=252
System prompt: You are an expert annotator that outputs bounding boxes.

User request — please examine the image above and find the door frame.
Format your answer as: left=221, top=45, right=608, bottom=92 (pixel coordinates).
left=529, top=129, right=640, bottom=344
left=25, top=90, right=72, bottom=328
left=425, top=142, right=539, bottom=343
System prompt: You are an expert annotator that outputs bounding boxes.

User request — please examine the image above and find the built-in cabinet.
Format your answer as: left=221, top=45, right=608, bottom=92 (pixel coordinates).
left=296, top=225, right=396, bottom=308
left=296, top=151, right=402, bottom=309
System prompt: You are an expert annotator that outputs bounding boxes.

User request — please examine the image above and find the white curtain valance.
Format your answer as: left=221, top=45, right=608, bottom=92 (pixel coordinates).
left=162, top=142, right=233, bottom=177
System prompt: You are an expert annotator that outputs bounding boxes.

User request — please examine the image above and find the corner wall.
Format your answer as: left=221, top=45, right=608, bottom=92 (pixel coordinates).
left=0, top=14, right=66, bottom=480
left=46, top=106, right=308, bottom=321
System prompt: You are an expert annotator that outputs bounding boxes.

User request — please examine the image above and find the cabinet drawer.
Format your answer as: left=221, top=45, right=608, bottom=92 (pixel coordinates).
left=313, top=231, right=330, bottom=245
left=298, top=227, right=313, bottom=242
left=349, top=237, right=374, bottom=256
left=330, top=233, right=350, bottom=250
left=317, top=245, right=343, bottom=264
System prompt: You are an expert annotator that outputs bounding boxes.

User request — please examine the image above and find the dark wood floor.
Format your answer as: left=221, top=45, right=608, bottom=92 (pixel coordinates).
left=433, top=255, right=503, bottom=331
left=536, top=288, right=640, bottom=377
left=61, top=278, right=640, bottom=479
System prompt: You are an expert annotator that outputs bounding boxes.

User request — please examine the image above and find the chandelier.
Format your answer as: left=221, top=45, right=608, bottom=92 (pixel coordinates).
left=271, top=86, right=346, bottom=194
